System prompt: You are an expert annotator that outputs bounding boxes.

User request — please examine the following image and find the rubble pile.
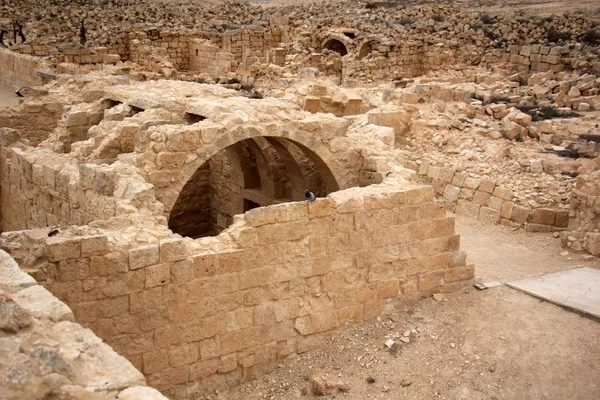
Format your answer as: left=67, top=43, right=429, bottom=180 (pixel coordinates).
left=0, top=0, right=267, bottom=48
left=1, top=0, right=599, bottom=65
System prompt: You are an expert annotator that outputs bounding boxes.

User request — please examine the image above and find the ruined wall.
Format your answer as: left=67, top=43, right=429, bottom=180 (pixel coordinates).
left=417, top=163, right=570, bottom=232
left=189, top=41, right=233, bottom=78
left=0, top=100, right=65, bottom=147
left=188, top=25, right=284, bottom=80
left=344, top=43, right=428, bottom=81
left=62, top=46, right=124, bottom=65
left=483, top=44, right=600, bottom=75
left=0, top=181, right=473, bottom=398
left=0, top=249, right=168, bottom=400
left=0, top=144, right=163, bottom=232
left=0, top=48, right=46, bottom=87
left=562, top=168, right=600, bottom=255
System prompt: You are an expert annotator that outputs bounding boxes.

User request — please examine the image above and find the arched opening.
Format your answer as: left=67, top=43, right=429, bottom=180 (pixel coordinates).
left=323, top=39, right=348, bottom=56
left=168, top=136, right=339, bottom=238
left=358, top=40, right=378, bottom=60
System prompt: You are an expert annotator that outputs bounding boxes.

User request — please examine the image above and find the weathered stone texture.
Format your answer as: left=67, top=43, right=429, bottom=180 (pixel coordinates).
left=0, top=180, right=472, bottom=396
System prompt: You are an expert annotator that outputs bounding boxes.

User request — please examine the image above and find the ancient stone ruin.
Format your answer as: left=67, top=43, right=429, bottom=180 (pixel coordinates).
left=0, top=0, right=599, bottom=399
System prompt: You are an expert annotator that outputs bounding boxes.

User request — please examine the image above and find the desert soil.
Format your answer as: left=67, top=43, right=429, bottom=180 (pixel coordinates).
left=220, top=215, right=600, bottom=400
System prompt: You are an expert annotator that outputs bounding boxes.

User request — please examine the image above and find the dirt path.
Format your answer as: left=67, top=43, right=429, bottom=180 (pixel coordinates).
left=456, top=214, right=600, bottom=283
left=220, top=216, right=600, bottom=400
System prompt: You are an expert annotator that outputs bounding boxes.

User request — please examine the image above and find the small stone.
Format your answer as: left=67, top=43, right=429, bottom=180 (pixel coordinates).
left=385, top=339, right=395, bottom=348
left=383, top=385, right=390, bottom=392
left=560, top=251, right=569, bottom=256
left=432, top=293, right=444, bottom=302
left=450, top=343, right=456, bottom=348
left=400, top=337, right=410, bottom=344
left=400, top=380, right=412, bottom=387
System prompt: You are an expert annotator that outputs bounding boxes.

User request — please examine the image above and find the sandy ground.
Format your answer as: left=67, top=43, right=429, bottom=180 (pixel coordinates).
left=0, top=84, right=20, bottom=108
left=219, top=215, right=600, bottom=400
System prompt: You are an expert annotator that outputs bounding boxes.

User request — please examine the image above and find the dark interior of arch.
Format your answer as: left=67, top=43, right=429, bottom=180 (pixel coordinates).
left=168, top=136, right=339, bottom=238
left=323, top=39, right=348, bottom=56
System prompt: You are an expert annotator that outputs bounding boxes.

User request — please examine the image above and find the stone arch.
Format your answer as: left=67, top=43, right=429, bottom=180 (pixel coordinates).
left=322, top=36, right=351, bottom=57
left=155, top=122, right=345, bottom=237
left=358, top=40, right=379, bottom=60
left=152, top=122, right=347, bottom=216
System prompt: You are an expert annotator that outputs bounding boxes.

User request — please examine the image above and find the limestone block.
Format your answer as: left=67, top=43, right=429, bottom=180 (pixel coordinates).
left=492, top=186, right=513, bottom=201
left=445, top=264, right=475, bottom=283
left=307, top=198, right=336, bottom=218
left=245, top=202, right=307, bottom=227
left=367, top=110, right=411, bottom=128
left=488, top=196, right=504, bottom=211
left=443, top=184, right=460, bottom=202
left=129, top=245, right=159, bottom=270
left=479, top=207, right=500, bottom=224
left=90, top=252, right=128, bottom=276
left=193, top=253, right=217, bottom=278
left=118, top=387, right=168, bottom=400
left=294, top=310, right=338, bottom=335
left=145, top=263, right=170, bottom=288
left=511, top=205, right=530, bottom=224
left=501, top=117, right=522, bottom=140
left=513, top=112, right=532, bottom=127
left=478, top=179, right=496, bottom=193
left=427, top=165, right=441, bottom=180
left=156, top=152, right=188, bottom=169
left=473, top=190, right=491, bottom=206
left=65, top=111, right=89, bottom=127
left=439, top=167, right=456, bottom=183
left=58, top=258, right=89, bottom=281
left=463, top=177, right=481, bottom=190
left=160, top=238, right=188, bottom=263
left=81, top=235, right=108, bottom=257
left=526, top=223, right=555, bottom=232
left=531, top=208, right=555, bottom=225
left=584, top=233, right=600, bottom=255
left=11, top=285, right=74, bottom=322
left=190, top=359, right=220, bottom=381
left=554, top=210, right=569, bottom=228
left=431, top=217, right=455, bottom=238
left=303, top=97, right=320, bottom=113
left=405, top=186, right=434, bottom=204
left=418, top=271, right=445, bottom=293
left=0, top=250, right=36, bottom=287
left=168, top=343, right=199, bottom=367
left=47, top=237, right=81, bottom=262
left=500, top=202, right=514, bottom=219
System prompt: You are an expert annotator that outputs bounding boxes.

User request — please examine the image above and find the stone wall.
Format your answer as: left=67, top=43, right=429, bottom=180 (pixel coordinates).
left=0, top=143, right=163, bottom=232
left=0, top=48, right=46, bottom=87
left=344, top=42, right=450, bottom=82
left=562, top=167, right=600, bottom=255
left=0, top=179, right=473, bottom=398
left=62, top=46, right=124, bottom=65
left=417, top=163, right=570, bottom=232
left=0, top=249, right=168, bottom=400
left=189, top=40, right=233, bottom=77
left=483, top=44, right=600, bottom=74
